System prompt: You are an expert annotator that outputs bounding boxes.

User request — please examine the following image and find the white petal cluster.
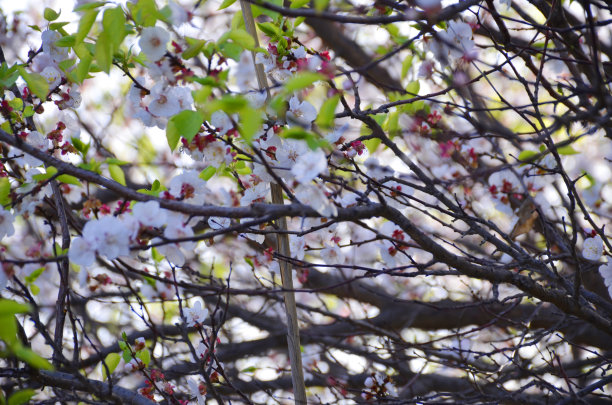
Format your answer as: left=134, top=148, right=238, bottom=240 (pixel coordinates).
left=286, top=96, right=317, bottom=129
left=295, top=184, right=337, bottom=217
left=139, top=26, right=170, bottom=62
left=291, top=149, right=327, bottom=184
left=132, top=201, right=167, bottom=228
left=184, top=300, right=209, bottom=327
left=69, top=216, right=131, bottom=267
left=429, top=21, right=476, bottom=64
left=41, top=30, right=69, bottom=63
left=583, top=235, right=603, bottom=261
left=0, top=209, right=15, bottom=239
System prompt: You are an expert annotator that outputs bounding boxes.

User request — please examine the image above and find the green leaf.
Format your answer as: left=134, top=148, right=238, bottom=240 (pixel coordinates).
left=0, top=178, right=11, bottom=207
left=76, top=10, right=99, bottom=44
left=94, top=32, right=112, bottom=73
left=291, top=0, right=309, bottom=8
left=16, top=67, right=49, bottom=100
left=71, top=137, right=90, bottom=156
left=405, top=80, right=420, bottom=95
left=105, top=158, right=129, bottom=165
left=384, top=110, right=400, bottom=137
left=199, top=166, right=216, bottom=181
left=108, top=164, right=126, bottom=186
left=32, top=166, right=58, bottom=182
left=23, top=105, right=35, bottom=118
left=518, top=150, right=538, bottom=162
left=314, top=0, right=329, bottom=11
left=166, top=110, right=204, bottom=151
left=136, top=349, right=151, bottom=366
left=0, top=63, right=20, bottom=89
left=218, top=41, right=242, bottom=60
left=49, top=22, right=70, bottom=30
left=556, top=145, right=579, bottom=155
left=58, top=59, right=76, bottom=71
left=102, top=7, right=126, bottom=52
left=102, top=352, right=121, bottom=379
left=56, top=174, right=82, bottom=186
left=76, top=51, right=93, bottom=83
left=227, top=28, right=255, bottom=50
left=284, top=72, right=324, bottom=92
left=0, top=315, right=17, bottom=346
left=55, top=35, right=76, bottom=47
left=127, top=0, right=159, bottom=27
left=239, top=106, right=262, bottom=142
left=241, top=366, right=257, bottom=373
left=0, top=299, right=32, bottom=316
left=7, top=98, right=22, bottom=110
left=219, top=0, right=238, bottom=9
left=315, top=94, right=339, bottom=129
left=7, top=389, right=35, bottom=405
left=182, top=39, right=206, bottom=60
left=44, top=8, right=60, bottom=21
left=401, top=55, right=413, bottom=79
left=152, top=247, right=164, bottom=262
left=13, top=346, right=53, bottom=370
left=74, top=1, right=106, bottom=12
left=257, top=22, right=282, bottom=39
left=24, top=268, right=45, bottom=284
left=364, top=137, right=381, bottom=154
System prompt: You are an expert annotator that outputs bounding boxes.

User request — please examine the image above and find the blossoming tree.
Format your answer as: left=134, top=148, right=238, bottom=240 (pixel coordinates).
left=1, top=0, right=612, bottom=403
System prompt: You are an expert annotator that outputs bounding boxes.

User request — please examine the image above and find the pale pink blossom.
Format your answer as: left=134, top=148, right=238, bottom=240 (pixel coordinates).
left=139, top=26, right=170, bottom=61
left=295, top=184, right=337, bottom=217
left=286, top=96, right=317, bottom=129
left=41, top=30, right=69, bottom=62
left=291, top=149, right=327, bottom=184
left=184, top=300, right=208, bottom=327
left=148, top=83, right=180, bottom=117
left=583, top=235, right=604, bottom=261
left=0, top=209, right=15, bottom=239
left=132, top=201, right=167, bottom=228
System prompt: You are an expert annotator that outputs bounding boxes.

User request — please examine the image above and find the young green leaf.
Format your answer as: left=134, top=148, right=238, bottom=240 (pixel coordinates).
left=102, top=352, right=121, bottom=379
left=7, top=389, right=36, bottom=405
left=108, top=164, right=126, bottom=186
left=284, top=72, right=325, bottom=92
left=166, top=110, right=204, bottom=150
left=13, top=346, right=54, bottom=370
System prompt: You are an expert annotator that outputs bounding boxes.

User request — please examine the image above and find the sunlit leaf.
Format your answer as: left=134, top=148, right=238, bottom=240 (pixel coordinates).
left=284, top=72, right=325, bottom=92
left=108, top=164, right=126, bottom=186
left=166, top=110, right=204, bottom=150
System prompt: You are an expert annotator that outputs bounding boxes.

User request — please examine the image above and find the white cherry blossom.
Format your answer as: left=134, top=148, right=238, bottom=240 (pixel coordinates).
left=211, top=111, right=233, bottom=135
left=0, top=209, right=15, bottom=239
left=133, top=201, right=167, bottom=228
left=139, top=26, right=170, bottom=62
left=295, top=184, right=337, bottom=217
left=187, top=378, right=206, bottom=405
left=41, top=30, right=69, bottom=63
left=148, top=83, right=181, bottom=117
left=184, top=300, right=208, bottom=327
left=92, top=216, right=131, bottom=259
left=286, top=96, right=317, bottom=129
left=40, top=65, right=62, bottom=89
left=22, top=131, right=50, bottom=167
left=599, top=260, right=612, bottom=297
left=291, top=149, right=327, bottom=184
left=320, top=245, right=344, bottom=265
left=583, top=235, right=604, bottom=261
left=168, top=171, right=209, bottom=203
left=241, top=181, right=270, bottom=205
